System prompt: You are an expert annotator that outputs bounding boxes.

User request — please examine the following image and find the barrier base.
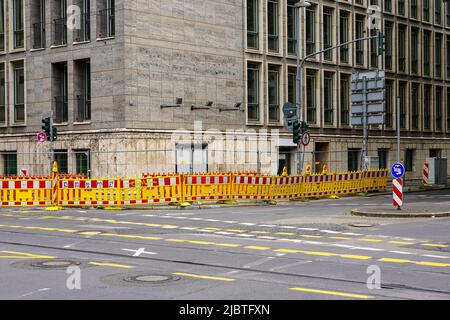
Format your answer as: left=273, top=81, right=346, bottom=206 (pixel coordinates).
left=45, top=206, right=64, bottom=211
left=264, top=200, right=277, bottom=205
left=328, top=195, right=340, bottom=199
left=290, top=198, right=308, bottom=202
left=217, top=200, right=237, bottom=205
left=170, top=202, right=191, bottom=207
left=104, top=206, right=123, bottom=210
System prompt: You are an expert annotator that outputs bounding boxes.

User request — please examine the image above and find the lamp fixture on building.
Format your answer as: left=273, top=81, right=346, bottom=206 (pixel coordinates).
left=191, top=101, right=213, bottom=110
left=161, top=97, right=183, bottom=109
left=219, top=102, right=243, bottom=112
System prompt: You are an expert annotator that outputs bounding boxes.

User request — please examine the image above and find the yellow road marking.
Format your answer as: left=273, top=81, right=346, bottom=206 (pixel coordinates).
left=89, top=262, right=135, bottom=269
left=388, top=241, right=415, bottom=245
left=225, top=229, right=246, bottom=233
left=329, top=236, right=352, bottom=240
left=358, top=238, right=383, bottom=243
left=188, top=241, right=214, bottom=245
left=250, top=231, right=270, bottom=234
left=244, top=246, right=271, bottom=251
left=275, top=232, right=295, bottom=236
left=339, top=254, right=372, bottom=260
left=415, top=261, right=450, bottom=267
left=300, top=235, right=322, bottom=239
left=0, top=250, right=55, bottom=259
left=289, top=287, right=373, bottom=299
left=378, top=258, right=411, bottom=263
left=274, top=249, right=301, bottom=254
left=421, top=243, right=448, bottom=248
left=165, top=238, right=187, bottom=243
left=216, top=243, right=242, bottom=247
left=173, top=272, right=235, bottom=282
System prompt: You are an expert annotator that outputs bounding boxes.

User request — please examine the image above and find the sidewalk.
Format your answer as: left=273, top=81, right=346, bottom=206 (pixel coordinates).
left=350, top=202, right=450, bottom=218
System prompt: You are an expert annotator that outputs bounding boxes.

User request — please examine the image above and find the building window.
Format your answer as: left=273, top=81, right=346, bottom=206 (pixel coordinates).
left=423, top=31, right=431, bottom=76
left=355, top=15, right=365, bottom=66
left=399, top=82, right=407, bottom=129
left=435, top=87, right=442, bottom=131
left=0, top=63, right=5, bottom=125
left=54, top=150, right=68, bottom=173
left=447, top=88, right=450, bottom=130
left=340, top=74, right=350, bottom=126
left=32, top=0, right=46, bottom=49
left=339, top=12, right=349, bottom=63
left=398, top=0, right=405, bottom=16
left=378, top=149, right=389, bottom=169
left=430, top=149, right=442, bottom=158
left=385, top=0, right=392, bottom=12
left=411, top=28, right=419, bottom=74
left=447, top=1, right=450, bottom=26
left=98, top=0, right=115, bottom=38
left=384, top=22, right=393, bottom=70
left=411, top=0, right=418, bottom=19
left=424, top=0, right=430, bottom=22
left=247, top=0, right=259, bottom=49
left=12, top=0, right=24, bottom=49
left=435, top=0, right=442, bottom=25
left=370, top=29, right=378, bottom=68
left=267, top=0, right=278, bottom=52
left=424, top=85, right=431, bottom=130
left=74, top=0, right=90, bottom=42
left=323, top=8, right=333, bottom=61
left=447, top=35, right=450, bottom=79
left=287, top=1, right=297, bottom=55
left=52, top=62, right=68, bottom=123
left=305, top=7, right=315, bottom=55
left=405, top=149, right=414, bottom=172
left=13, top=61, right=25, bottom=123
left=435, top=33, right=442, bottom=78
left=53, top=0, right=67, bottom=45
left=385, top=80, right=393, bottom=128
left=306, top=70, right=316, bottom=123
left=247, top=62, right=260, bottom=121
left=348, top=149, right=360, bottom=172
left=75, top=150, right=90, bottom=175
left=397, top=26, right=406, bottom=73
left=287, top=67, right=296, bottom=104
left=0, top=0, right=5, bottom=51
left=411, top=83, right=420, bottom=130
left=268, top=65, right=280, bottom=122
left=75, top=60, right=91, bottom=122
left=355, top=0, right=363, bottom=5
left=323, top=72, right=333, bottom=125
left=3, top=152, right=17, bottom=176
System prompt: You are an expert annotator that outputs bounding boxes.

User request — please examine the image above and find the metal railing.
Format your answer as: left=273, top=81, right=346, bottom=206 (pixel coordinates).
left=53, top=96, right=68, bottom=123
left=53, top=18, right=67, bottom=45
left=76, top=95, right=91, bottom=122
left=33, top=21, right=46, bottom=49
left=74, top=13, right=90, bottom=42
left=98, top=8, right=115, bottom=38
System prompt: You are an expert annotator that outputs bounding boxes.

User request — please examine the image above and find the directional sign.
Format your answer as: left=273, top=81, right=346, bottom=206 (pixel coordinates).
left=37, top=132, right=47, bottom=142
left=391, top=162, right=405, bottom=179
left=301, top=131, right=311, bottom=146
left=352, top=103, right=384, bottom=115
left=351, top=91, right=384, bottom=103
left=351, top=114, right=384, bottom=126
left=352, top=70, right=385, bottom=81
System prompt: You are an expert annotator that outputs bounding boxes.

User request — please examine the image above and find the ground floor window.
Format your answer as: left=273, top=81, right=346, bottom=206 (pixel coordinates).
left=54, top=150, right=68, bottom=174
left=378, top=149, right=389, bottom=169
left=75, top=150, right=90, bottom=175
left=3, top=152, right=17, bottom=176
left=278, top=151, right=291, bottom=175
left=405, top=149, right=414, bottom=172
left=348, top=149, right=360, bottom=172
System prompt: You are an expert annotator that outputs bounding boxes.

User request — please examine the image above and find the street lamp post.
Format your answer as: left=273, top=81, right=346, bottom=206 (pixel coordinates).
left=294, top=1, right=311, bottom=174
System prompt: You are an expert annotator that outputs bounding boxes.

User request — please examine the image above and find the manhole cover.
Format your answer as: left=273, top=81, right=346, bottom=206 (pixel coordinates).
left=12, top=259, right=87, bottom=270
left=101, top=272, right=180, bottom=287
left=349, top=223, right=375, bottom=228
left=125, top=274, right=174, bottom=284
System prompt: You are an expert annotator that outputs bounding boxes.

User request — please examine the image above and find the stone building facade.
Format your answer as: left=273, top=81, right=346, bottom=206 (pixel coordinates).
left=0, top=0, right=449, bottom=182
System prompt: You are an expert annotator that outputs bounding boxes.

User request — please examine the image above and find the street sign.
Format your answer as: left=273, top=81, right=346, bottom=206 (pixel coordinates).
left=37, top=132, right=47, bottom=142
left=351, top=114, right=384, bottom=126
left=391, top=162, right=405, bottom=179
left=351, top=91, right=384, bottom=103
left=301, top=131, right=311, bottom=146
left=351, top=70, right=385, bottom=81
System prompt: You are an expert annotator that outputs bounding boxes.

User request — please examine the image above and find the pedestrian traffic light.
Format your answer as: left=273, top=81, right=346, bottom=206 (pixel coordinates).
left=301, top=121, right=309, bottom=133
left=376, top=31, right=385, bottom=56
left=293, top=120, right=301, bottom=144
left=51, top=126, right=57, bottom=142
left=41, top=117, right=51, bottom=140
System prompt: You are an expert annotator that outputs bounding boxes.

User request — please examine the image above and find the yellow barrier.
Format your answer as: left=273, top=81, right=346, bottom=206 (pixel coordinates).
left=182, top=174, right=231, bottom=202
left=0, top=179, right=52, bottom=206
left=121, top=175, right=182, bottom=205
left=58, top=178, right=121, bottom=206
left=231, top=175, right=273, bottom=201
left=271, top=175, right=303, bottom=200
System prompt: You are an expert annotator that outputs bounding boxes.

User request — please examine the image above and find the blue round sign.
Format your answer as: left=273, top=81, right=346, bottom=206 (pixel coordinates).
left=391, top=162, right=405, bottom=179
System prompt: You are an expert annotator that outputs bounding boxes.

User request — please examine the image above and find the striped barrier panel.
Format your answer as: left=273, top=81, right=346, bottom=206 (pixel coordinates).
left=271, top=175, right=303, bottom=200
left=121, top=175, right=182, bottom=205
left=423, top=163, right=429, bottom=186
left=58, top=178, right=121, bottom=206
left=182, top=174, right=231, bottom=202
left=363, top=170, right=387, bottom=191
left=302, top=174, right=335, bottom=198
left=231, top=175, right=273, bottom=200
left=334, top=172, right=362, bottom=195
left=0, top=179, right=52, bottom=206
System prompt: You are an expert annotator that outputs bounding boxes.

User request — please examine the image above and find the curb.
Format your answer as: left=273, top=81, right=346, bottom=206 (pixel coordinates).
left=350, top=208, right=450, bottom=218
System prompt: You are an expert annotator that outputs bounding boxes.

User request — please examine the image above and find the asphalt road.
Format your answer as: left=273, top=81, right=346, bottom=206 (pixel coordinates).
left=0, top=190, right=449, bottom=300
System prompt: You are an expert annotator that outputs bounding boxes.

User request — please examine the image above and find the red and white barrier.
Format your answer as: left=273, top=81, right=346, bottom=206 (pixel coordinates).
left=422, top=163, right=429, bottom=186
left=393, top=178, right=403, bottom=207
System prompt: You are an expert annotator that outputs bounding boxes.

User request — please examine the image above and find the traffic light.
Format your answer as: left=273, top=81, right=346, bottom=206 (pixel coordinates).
left=293, top=120, right=301, bottom=144
left=41, top=117, right=51, bottom=140
left=376, top=31, right=385, bottom=56
left=301, top=121, right=309, bottom=133
left=51, top=126, right=57, bottom=142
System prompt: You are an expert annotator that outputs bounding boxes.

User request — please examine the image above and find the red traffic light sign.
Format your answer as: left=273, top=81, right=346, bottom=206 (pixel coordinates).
left=301, top=131, right=311, bottom=146
left=37, top=132, right=47, bottom=142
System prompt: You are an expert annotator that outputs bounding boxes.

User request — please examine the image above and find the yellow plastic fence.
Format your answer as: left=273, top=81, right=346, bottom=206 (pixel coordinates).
left=0, top=169, right=388, bottom=207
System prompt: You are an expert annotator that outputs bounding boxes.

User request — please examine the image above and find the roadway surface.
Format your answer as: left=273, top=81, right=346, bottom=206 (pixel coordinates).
left=0, top=190, right=449, bottom=300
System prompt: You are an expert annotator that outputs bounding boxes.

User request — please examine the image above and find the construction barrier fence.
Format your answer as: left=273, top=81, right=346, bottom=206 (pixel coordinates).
left=0, top=168, right=389, bottom=208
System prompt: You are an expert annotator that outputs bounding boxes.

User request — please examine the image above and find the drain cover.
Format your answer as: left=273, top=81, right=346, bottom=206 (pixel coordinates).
left=349, top=223, right=375, bottom=228
left=101, top=272, right=180, bottom=287
left=12, top=259, right=87, bottom=270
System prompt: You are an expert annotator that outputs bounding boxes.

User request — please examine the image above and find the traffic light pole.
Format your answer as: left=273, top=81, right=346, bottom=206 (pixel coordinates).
left=295, top=34, right=378, bottom=174
left=50, top=112, right=55, bottom=170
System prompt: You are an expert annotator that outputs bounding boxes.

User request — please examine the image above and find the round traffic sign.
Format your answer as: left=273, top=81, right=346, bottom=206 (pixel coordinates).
left=37, top=132, right=47, bottom=143
left=301, top=131, right=311, bottom=146
left=391, top=162, right=405, bottom=179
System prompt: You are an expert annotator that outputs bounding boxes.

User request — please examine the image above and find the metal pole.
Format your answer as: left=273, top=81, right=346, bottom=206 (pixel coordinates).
left=296, top=6, right=302, bottom=174
left=362, top=76, right=368, bottom=169
left=50, top=111, right=55, bottom=172
left=396, top=96, right=401, bottom=163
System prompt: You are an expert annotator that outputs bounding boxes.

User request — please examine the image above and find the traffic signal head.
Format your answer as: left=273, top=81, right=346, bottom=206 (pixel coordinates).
left=51, top=127, right=57, bottom=142
left=293, top=120, right=301, bottom=144
left=41, top=117, right=51, bottom=139
left=376, top=31, right=385, bottom=56
left=301, top=121, right=309, bottom=132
